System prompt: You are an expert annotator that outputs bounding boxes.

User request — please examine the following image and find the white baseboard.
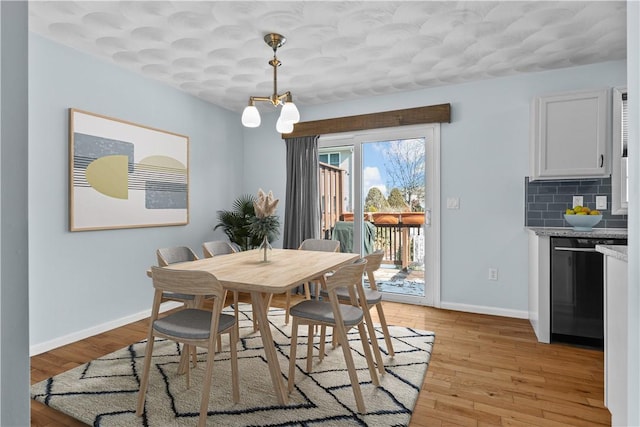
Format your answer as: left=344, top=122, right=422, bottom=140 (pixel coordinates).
left=29, top=301, right=182, bottom=356
left=439, top=301, right=529, bottom=319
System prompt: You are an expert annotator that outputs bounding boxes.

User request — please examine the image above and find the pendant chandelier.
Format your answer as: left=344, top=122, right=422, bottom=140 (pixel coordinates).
left=241, top=33, right=300, bottom=133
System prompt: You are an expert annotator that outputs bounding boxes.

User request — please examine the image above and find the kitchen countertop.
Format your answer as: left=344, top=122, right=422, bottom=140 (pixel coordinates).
left=528, top=227, right=628, bottom=239
left=596, top=245, right=628, bottom=262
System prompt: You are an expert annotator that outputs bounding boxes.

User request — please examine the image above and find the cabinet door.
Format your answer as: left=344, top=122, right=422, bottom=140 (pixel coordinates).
left=531, top=89, right=609, bottom=180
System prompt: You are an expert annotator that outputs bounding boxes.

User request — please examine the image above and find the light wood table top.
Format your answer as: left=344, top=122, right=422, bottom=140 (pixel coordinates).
left=159, top=248, right=360, bottom=293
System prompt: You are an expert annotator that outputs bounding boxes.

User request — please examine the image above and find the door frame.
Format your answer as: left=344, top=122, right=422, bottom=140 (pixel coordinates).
left=318, top=124, right=440, bottom=307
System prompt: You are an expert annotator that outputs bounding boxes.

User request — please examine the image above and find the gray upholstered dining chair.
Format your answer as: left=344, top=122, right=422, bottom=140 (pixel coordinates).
left=319, top=249, right=393, bottom=375
left=283, top=238, right=341, bottom=324
left=287, top=258, right=378, bottom=414
left=156, top=246, right=206, bottom=368
left=202, top=240, right=257, bottom=336
left=136, top=266, right=239, bottom=427
left=156, top=246, right=200, bottom=304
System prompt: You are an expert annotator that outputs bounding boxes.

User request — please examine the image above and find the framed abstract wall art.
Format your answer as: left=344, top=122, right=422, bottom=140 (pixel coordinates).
left=69, top=109, right=189, bottom=231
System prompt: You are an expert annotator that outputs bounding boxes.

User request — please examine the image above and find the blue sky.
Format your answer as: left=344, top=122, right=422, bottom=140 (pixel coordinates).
left=362, top=141, right=390, bottom=197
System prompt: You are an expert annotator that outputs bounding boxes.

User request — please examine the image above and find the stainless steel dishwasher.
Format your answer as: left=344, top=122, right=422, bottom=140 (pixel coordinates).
left=550, top=237, right=627, bottom=349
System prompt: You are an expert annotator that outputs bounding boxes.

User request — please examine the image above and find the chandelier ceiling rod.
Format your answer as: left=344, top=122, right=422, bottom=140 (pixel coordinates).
left=241, top=33, right=300, bottom=133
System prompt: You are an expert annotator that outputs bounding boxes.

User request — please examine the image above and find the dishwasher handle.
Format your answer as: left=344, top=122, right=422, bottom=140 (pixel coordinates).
left=554, top=247, right=599, bottom=253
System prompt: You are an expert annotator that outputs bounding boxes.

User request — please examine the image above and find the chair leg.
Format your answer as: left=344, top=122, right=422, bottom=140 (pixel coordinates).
left=357, top=322, right=379, bottom=386
left=319, top=325, right=327, bottom=362
left=306, top=324, right=314, bottom=373
left=185, top=347, right=191, bottom=389
left=136, top=336, right=156, bottom=416
left=233, top=291, right=240, bottom=342
left=198, top=340, right=217, bottom=427
left=229, top=328, right=240, bottom=403
left=251, top=304, right=259, bottom=332
left=288, top=318, right=299, bottom=393
left=285, top=292, right=291, bottom=325
left=191, top=345, right=198, bottom=367
left=333, top=321, right=366, bottom=414
left=304, top=282, right=311, bottom=300
left=375, top=302, right=395, bottom=357
left=362, top=305, right=386, bottom=375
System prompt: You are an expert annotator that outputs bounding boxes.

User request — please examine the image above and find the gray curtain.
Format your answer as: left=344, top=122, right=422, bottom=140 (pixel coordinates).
left=283, top=135, right=320, bottom=250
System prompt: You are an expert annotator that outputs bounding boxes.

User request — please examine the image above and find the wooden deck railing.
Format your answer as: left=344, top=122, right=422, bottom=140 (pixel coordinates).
left=372, top=223, right=423, bottom=269
left=319, top=162, right=344, bottom=237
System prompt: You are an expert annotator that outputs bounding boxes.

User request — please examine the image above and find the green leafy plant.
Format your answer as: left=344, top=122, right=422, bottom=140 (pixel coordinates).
left=214, top=194, right=263, bottom=251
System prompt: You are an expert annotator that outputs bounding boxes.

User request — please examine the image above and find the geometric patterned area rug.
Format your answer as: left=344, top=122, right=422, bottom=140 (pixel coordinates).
left=31, top=303, right=435, bottom=426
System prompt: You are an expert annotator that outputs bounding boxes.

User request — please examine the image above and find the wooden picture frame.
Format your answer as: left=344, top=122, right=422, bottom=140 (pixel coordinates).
left=69, top=109, right=189, bottom=231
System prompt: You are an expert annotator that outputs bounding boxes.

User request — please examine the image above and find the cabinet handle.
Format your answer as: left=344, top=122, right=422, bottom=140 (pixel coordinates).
left=600, top=154, right=604, bottom=168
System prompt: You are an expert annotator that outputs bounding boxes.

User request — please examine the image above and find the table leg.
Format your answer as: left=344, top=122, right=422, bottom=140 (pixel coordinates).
left=250, top=291, right=288, bottom=405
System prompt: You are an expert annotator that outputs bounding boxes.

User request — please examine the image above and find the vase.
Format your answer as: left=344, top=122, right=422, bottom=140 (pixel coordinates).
left=259, top=235, right=272, bottom=262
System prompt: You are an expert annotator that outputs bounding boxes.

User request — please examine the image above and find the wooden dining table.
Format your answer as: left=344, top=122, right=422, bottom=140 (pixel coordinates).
left=153, top=248, right=360, bottom=405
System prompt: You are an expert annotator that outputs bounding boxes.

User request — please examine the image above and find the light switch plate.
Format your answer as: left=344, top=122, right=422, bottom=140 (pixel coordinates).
left=596, top=196, right=607, bottom=210
left=572, top=196, right=583, bottom=208
left=446, top=197, right=460, bottom=209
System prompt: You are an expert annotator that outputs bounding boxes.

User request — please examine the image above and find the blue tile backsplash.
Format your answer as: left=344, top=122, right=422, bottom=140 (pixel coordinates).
left=525, top=177, right=628, bottom=228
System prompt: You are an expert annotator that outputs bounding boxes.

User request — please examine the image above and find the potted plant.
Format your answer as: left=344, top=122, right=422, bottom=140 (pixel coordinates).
left=214, top=194, right=263, bottom=251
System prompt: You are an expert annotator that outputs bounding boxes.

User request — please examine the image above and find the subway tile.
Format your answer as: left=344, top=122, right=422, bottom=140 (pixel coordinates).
left=529, top=203, right=548, bottom=211
left=556, top=186, right=579, bottom=194
left=542, top=211, right=562, bottom=219
left=535, top=194, right=554, bottom=203
left=546, top=219, right=565, bottom=227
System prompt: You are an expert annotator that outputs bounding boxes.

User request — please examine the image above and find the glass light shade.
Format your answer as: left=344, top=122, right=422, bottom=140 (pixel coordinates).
left=241, top=105, right=261, bottom=127
left=276, top=117, right=294, bottom=133
left=279, top=101, right=300, bottom=124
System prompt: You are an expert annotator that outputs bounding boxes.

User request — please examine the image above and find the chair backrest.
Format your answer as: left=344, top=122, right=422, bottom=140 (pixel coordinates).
left=150, top=266, right=224, bottom=298
left=364, top=250, right=384, bottom=273
left=299, top=238, right=340, bottom=253
left=202, top=240, right=237, bottom=258
left=156, top=246, right=199, bottom=266
left=324, top=258, right=367, bottom=296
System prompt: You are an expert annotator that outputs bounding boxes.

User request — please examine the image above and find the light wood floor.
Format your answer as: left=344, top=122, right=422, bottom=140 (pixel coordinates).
left=31, top=295, right=610, bottom=426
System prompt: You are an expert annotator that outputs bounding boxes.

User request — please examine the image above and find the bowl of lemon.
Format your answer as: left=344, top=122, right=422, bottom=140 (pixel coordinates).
left=564, top=206, right=602, bottom=231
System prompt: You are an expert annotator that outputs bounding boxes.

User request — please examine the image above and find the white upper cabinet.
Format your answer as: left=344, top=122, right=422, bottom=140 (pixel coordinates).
left=530, top=88, right=610, bottom=180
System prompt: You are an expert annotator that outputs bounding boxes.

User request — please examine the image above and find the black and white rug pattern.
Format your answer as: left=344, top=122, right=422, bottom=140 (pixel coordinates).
left=31, top=304, right=434, bottom=426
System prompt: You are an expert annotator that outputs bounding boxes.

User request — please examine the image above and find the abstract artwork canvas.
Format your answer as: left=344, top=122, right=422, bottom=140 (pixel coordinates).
left=69, top=109, right=189, bottom=231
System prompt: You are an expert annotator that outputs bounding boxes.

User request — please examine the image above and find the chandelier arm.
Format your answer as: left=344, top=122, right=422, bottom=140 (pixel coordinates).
left=250, top=96, right=272, bottom=103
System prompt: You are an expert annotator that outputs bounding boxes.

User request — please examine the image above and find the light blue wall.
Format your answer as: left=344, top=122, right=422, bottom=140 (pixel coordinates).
left=28, top=34, right=244, bottom=348
left=243, top=60, right=626, bottom=314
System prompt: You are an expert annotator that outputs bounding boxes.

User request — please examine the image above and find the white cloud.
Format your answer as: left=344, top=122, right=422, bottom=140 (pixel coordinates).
left=363, top=166, right=387, bottom=196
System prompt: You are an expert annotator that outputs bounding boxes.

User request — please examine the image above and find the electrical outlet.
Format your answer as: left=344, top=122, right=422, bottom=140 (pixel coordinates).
left=596, top=196, right=607, bottom=210
left=446, top=197, right=460, bottom=209
left=488, top=268, right=498, bottom=281
left=572, top=196, right=583, bottom=208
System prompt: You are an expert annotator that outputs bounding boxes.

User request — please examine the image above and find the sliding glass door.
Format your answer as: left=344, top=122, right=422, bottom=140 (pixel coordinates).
left=319, top=125, right=440, bottom=306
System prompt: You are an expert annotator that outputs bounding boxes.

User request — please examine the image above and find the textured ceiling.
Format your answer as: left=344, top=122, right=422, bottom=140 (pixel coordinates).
left=28, top=1, right=627, bottom=114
